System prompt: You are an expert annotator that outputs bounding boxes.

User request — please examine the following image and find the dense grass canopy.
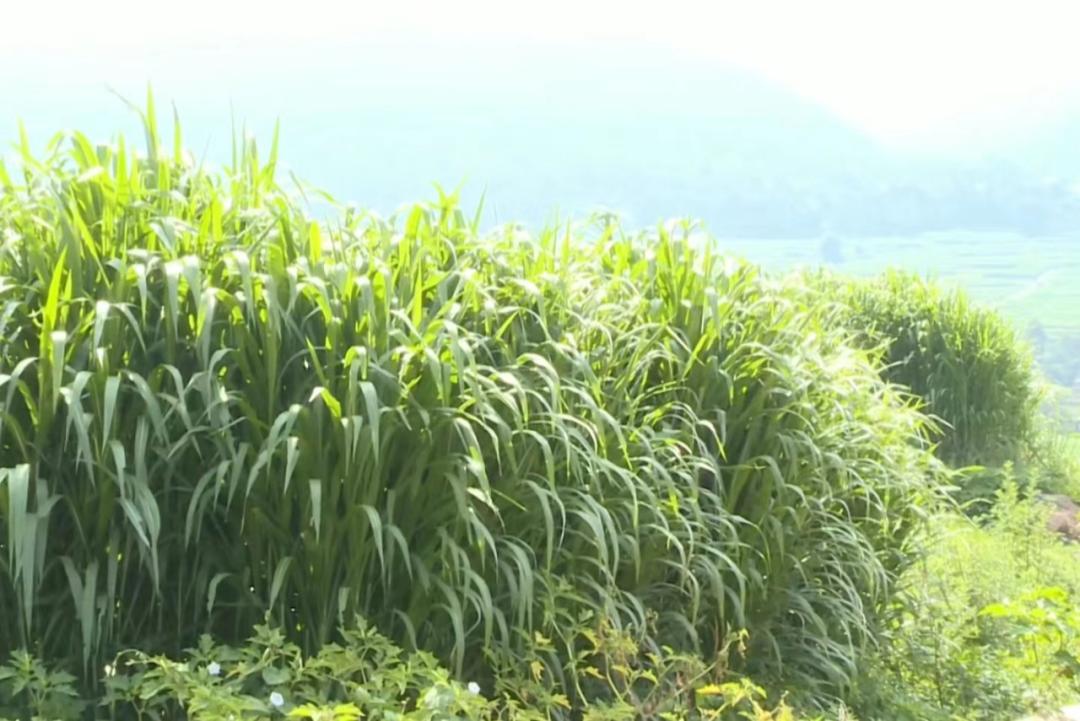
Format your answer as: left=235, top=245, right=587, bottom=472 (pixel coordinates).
left=0, top=102, right=939, bottom=700
left=815, top=270, right=1039, bottom=474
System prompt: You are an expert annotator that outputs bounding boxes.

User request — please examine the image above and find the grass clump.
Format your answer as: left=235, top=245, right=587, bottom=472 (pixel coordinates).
left=0, top=98, right=939, bottom=707
left=812, top=270, right=1040, bottom=502
left=821, top=270, right=1038, bottom=468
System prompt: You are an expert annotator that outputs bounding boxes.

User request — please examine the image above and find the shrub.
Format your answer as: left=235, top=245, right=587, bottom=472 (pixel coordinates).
left=852, top=469, right=1080, bottom=720
left=0, top=618, right=807, bottom=721
left=0, top=99, right=937, bottom=703
left=1026, top=410, right=1080, bottom=498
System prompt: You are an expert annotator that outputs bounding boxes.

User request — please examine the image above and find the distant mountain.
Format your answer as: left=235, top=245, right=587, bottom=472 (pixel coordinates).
left=7, top=41, right=1080, bottom=237
left=993, top=109, right=1080, bottom=181
left=273, top=49, right=896, bottom=233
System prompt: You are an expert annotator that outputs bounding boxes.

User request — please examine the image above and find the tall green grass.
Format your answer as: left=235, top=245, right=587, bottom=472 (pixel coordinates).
left=0, top=97, right=939, bottom=701
left=814, top=271, right=1039, bottom=475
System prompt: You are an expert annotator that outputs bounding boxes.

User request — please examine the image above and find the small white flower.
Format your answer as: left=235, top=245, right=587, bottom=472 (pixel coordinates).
left=207, top=661, right=221, bottom=677
left=269, top=691, right=285, bottom=709
left=467, top=681, right=481, bottom=695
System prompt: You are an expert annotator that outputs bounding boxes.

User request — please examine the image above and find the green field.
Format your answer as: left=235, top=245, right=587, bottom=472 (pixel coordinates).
left=718, top=230, right=1080, bottom=416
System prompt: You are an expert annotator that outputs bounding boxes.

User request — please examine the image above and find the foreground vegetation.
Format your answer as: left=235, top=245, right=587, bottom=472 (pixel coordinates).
left=852, top=473, right=1080, bottom=720
left=0, top=99, right=1077, bottom=719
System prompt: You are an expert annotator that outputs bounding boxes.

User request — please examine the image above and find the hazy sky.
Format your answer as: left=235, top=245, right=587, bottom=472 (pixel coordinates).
left=5, top=0, right=1080, bottom=148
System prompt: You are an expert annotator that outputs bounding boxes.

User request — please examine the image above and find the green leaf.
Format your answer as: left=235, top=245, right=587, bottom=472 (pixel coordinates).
left=261, top=666, right=291, bottom=686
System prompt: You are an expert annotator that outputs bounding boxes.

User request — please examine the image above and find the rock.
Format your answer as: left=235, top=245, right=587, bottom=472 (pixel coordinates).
left=1040, top=494, right=1080, bottom=542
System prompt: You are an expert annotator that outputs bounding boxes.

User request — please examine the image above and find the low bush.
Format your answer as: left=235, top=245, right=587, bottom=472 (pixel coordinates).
left=1026, top=419, right=1080, bottom=498
left=851, top=467, right=1080, bottom=720
left=0, top=617, right=807, bottom=721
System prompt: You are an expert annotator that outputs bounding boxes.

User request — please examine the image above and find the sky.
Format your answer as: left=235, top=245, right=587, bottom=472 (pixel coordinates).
left=4, top=0, right=1080, bottom=148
